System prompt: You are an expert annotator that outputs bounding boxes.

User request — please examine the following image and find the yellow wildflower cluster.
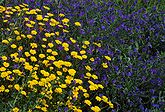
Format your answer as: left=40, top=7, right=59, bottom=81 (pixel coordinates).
left=0, top=3, right=113, bottom=112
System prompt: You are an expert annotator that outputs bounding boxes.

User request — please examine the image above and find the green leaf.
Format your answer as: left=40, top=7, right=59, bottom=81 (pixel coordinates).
left=0, top=0, right=4, bottom=4
left=135, top=41, right=139, bottom=50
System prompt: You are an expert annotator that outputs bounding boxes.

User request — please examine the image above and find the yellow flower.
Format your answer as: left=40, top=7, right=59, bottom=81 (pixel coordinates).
left=42, top=38, right=47, bottom=41
left=98, top=84, right=104, bottom=89
left=1, top=56, right=7, bottom=60
left=55, top=32, right=59, bottom=36
left=18, top=46, right=23, bottom=51
left=104, top=56, right=111, bottom=61
left=71, top=51, right=78, bottom=56
left=64, top=61, right=72, bottom=67
left=45, top=33, right=51, bottom=37
left=42, top=60, right=49, bottom=66
left=83, top=93, right=89, bottom=98
left=55, top=88, right=62, bottom=94
left=19, top=58, right=26, bottom=62
left=14, top=84, right=20, bottom=91
left=102, top=63, right=108, bottom=68
left=21, top=34, right=26, bottom=38
left=65, top=76, right=73, bottom=83
left=42, top=44, right=46, bottom=48
left=62, top=67, right=68, bottom=72
left=28, top=109, right=32, bottom=112
left=12, top=107, right=19, bottom=112
left=5, top=89, right=9, bottom=92
left=30, top=49, right=36, bottom=55
left=91, top=106, right=101, bottom=112
left=47, top=13, right=54, bottom=17
left=30, top=21, right=36, bottom=25
left=2, top=40, right=9, bottom=44
left=14, top=30, right=20, bottom=35
left=24, top=52, right=31, bottom=57
left=56, top=71, right=62, bottom=76
left=75, top=22, right=81, bottom=26
left=68, top=69, right=76, bottom=76
left=30, top=56, right=37, bottom=62
left=64, top=47, right=69, bottom=51
left=49, top=74, right=56, bottom=80
left=3, top=62, right=9, bottom=67
left=91, top=75, right=98, bottom=79
left=3, top=20, right=8, bottom=22
left=95, top=96, right=102, bottom=101
left=82, top=55, right=87, bottom=59
left=27, top=34, right=33, bottom=39
left=8, top=38, right=12, bottom=42
left=27, top=9, right=37, bottom=14
left=0, top=67, right=6, bottom=72
left=8, top=85, right=13, bottom=88
left=89, top=84, right=98, bottom=91
left=49, top=66, right=54, bottom=70
left=107, top=101, right=114, bottom=108
left=59, top=13, right=65, bottom=17
left=11, top=44, right=17, bottom=49
left=43, top=6, right=50, bottom=10
left=21, top=91, right=27, bottom=96
left=55, top=40, right=62, bottom=44
left=41, top=107, right=47, bottom=112
left=43, top=18, right=49, bottom=21
left=84, top=41, right=90, bottom=45
left=1, top=72, right=9, bottom=78
left=14, top=6, right=20, bottom=10
left=35, top=105, right=41, bottom=109
left=47, top=49, right=52, bottom=53
left=73, top=108, right=82, bottom=112
left=62, top=18, right=69, bottom=24
left=11, top=8, right=17, bottom=12
left=39, top=54, right=45, bottom=58
left=102, top=95, right=108, bottom=102
left=24, top=64, right=33, bottom=71
left=38, top=22, right=45, bottom=26
left=24, top=17, right=29, bottom=21
left=80, top=50, right=86, bottom=54
left=70, top=38, right=76, bottom=43
left=40, top=70, right=49, bottom=77
left=74, top=79, right=83, bottom=84
left=59, top=84, right=67, bottom=88
left=36, top=8, right=41, bottom=12
left=93, top=42, right=101, bottom=47
left=50, top=19, right=59, bottom=26
left=86, top=72, right=91, bottom=77
left=65, top=79, right=72, bottom=84
left=0, top=85, right=5, bottom=92
left=13, top=69, right=23, bottom=76
left=28, top=80, right=38, bottom=87
left=26, top=23, right=33, bottom=28
left=10, top=53, right=18, bottom=58
left=51, top=51, right=58, bottom=56
left=23, top=3, right=28, bottom=6
left=31, top=30, right=37, bottom=35
left=84, top=100, right=92, bottom=106
left=48, top=43, right=54, bottom=48
left=75, top=55, right=83, bottom=60
left=0, top=6, right=6, bottom=13
left=62, top=42, right=69, bottom=48
left=63, top=29, right=69, bottom=33
left=36, top=15, right=43, bottom=20
left=30, top=43, right=37, bottom=48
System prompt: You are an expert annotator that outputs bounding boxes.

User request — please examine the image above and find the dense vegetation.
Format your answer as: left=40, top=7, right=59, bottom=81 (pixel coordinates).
left=0, top=0, right=164, bottom=112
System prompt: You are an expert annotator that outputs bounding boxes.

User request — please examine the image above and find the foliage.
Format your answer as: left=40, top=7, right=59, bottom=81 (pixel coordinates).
left=0, top=0, right=164, bottom=112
